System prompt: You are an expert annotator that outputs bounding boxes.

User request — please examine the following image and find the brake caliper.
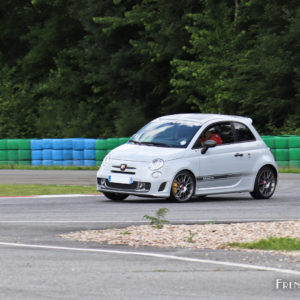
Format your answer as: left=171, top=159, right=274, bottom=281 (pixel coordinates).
left=172, top=181, right=178, bottom=194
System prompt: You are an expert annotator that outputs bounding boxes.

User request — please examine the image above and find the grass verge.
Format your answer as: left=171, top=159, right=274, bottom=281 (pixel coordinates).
left=0, top=165, right=98, bottom=171
left=0, top=184, right=98, bottom=197
left=279, top=168, right=300, bottom=174
left=229, top=237, right=300, bottom=251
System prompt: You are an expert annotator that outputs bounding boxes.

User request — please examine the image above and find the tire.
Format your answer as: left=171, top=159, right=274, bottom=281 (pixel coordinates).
left=250, top=166, right=277, bottom=199
left=103, top=192, right=128, bottom=201
left=170, top=171, right=195, bottom=202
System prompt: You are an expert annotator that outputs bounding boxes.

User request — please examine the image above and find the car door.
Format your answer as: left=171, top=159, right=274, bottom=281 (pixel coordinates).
left=193, top=122, right=248, bottom=194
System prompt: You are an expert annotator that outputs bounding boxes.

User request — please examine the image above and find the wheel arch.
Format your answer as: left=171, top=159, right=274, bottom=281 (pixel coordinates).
left=170, top=168, right=197, bottom=196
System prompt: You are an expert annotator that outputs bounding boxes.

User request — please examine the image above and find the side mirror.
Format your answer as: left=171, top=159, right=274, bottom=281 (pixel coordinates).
left=201, top=140, right=217, bottom=154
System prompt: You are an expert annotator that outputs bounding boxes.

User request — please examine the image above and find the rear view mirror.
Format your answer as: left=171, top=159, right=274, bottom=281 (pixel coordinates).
left=201, top=140, right=217, bottom=154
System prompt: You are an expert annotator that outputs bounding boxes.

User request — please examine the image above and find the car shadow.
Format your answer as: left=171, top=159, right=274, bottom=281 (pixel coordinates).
left=103, top=194, right=266, bottom=204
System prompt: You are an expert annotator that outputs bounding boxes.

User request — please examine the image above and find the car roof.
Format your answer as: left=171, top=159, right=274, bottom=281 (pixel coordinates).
left=155, top=113, right=252, bottom=125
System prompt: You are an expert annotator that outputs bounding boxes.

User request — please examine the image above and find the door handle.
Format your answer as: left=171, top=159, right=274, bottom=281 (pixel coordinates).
left=234, top=153, right=243, bottom=157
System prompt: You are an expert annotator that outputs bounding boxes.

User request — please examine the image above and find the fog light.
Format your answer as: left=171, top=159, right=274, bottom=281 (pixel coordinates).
left=137, top=182, right=145, bottom=190
left=101, top=179, right=106, bottom=186
left=152, top=171, right=162, bottom=178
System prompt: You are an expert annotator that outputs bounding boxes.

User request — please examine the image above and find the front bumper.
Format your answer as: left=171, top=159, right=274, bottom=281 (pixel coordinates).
left=96, top=160, right=173, bottom=197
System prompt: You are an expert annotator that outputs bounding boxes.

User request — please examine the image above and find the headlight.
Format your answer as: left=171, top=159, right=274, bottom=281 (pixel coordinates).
left=149, top=158, right=164, bottom=170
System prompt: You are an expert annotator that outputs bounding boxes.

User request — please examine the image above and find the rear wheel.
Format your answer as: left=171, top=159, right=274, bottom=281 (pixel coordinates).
left=103, top=192, right=128, bottom=201
left=170, top=171, right=195, bottom=202
left=250, top=166, right=277, bottom=199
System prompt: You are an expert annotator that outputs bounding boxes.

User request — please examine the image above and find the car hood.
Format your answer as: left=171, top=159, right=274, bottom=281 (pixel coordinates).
left=109, top=143, right=186, bottom=162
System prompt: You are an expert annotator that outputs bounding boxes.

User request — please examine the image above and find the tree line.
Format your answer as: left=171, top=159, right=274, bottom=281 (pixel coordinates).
left=0, top=0, right=299, bottom=138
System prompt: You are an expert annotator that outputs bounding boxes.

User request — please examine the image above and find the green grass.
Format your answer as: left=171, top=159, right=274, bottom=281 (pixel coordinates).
left=229, top=237, right=300, bottom=251
left=279, top=168, right=300, bottom=174
left=0, top=184, right=98, bottom=197
left=0, top=164, right=98, bottom=170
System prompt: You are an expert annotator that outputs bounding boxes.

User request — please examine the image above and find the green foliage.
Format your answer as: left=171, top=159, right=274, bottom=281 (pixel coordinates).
left=119, top=231, right=132, bottom=235
left=0, top=0, right=299, bottom=138
left=143, top=208, right=170, bottom=229
left=187, top=230, right=197, bottom=243
left=229, top=236, right=300, bottom=251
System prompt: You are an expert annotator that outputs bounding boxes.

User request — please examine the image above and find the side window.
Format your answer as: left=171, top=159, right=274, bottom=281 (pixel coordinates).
left=193, top=122, right=234, bottom=148
left=233, top=122, right=256, bottom=142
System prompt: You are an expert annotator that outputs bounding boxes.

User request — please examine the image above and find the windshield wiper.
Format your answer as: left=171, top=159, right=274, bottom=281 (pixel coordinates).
left=129, top=139, right=141, bottom=145
left=140, top=141, right=172, bottom=147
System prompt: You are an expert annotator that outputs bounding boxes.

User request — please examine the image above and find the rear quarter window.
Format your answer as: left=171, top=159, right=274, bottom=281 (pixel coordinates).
left=233, top=122, right=256, bottom=142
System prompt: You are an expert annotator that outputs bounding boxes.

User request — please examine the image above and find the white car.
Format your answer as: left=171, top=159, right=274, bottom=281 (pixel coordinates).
left=97, top=114, right=278, bottom=202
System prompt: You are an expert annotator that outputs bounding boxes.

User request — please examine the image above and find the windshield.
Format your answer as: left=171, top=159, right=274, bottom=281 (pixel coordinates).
left=129, top=120, right=201, bottom=148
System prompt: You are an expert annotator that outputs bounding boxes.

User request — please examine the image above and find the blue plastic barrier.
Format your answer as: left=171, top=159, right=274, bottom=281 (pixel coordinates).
left=63, top=150, right=73, bottom=160
left=42, top=150, right=52, bottom=160
left=31, top=140, right=43, bottom=150
left=73, top=150, right=84, bottom=160
left=63, top=139, right=73, bottom=149
left=72, top=138, right=84, bottom=150
left=42, top=160, right=53, bottom=166
left=32, top=160, right=42, bottom=166
left=73, top=160, right=84, bottom=166
left=84, top=160, right=96, bottom=166
left=53, top=139, right=63, bottom=150
left=84, top=139, right=96, bottom=150
left=42, top=139, right=53, bottom=149
left=31, top=150, right=43, bottom=160
left=63, top=160, right=73, bottom=166
left=84, top=149, right=96, bottom=160
left=52, top=150, right=63, bottom=160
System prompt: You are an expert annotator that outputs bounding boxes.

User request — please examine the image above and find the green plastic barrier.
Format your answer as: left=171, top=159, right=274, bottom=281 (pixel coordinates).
left=288, top=136, right=300, bottom=148
left=96, top=161, right=102, bottom=166
left=18, top=139, right=31, bottom=150
left=274, top=136, right=290, bottom=149
left=96, top=150, right=107, bottom=161
left=289, top=148, right=300, bottom=160
left=96, top=139, right=107, bottom=150
left=289, top=160, right=300, bottom=168
left=7, top=150, right=18, bottom=161
left=17, top=161, right=31, bottom=165
left=261, top=136, right=276, bottom=149
left=107, top=138, right=119, bottom=150
left=18, top=150, right=31, bottom=161
left=0, top=150, right=7, bottom=161
left=0, top=161, right=8, bottom=165
left=7, top=139, right=19, bottom=150
left=119, top=137, right=130, bottom=145
left=0, top=139, right=7, bottom=150
left=275, top=149, right=289, bottom=161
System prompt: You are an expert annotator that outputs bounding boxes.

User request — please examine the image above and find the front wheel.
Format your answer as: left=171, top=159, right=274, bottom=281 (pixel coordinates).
left=170, top=171, right=195, bottom=202
left=103, top=192, right=128, bottom=201
left=250, top=166, right=277, bottom=199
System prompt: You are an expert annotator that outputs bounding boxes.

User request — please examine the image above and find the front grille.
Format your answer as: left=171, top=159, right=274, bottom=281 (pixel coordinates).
left=111, top=164, right=136, bottom=175
left=106, top=181, right=138, bottom=190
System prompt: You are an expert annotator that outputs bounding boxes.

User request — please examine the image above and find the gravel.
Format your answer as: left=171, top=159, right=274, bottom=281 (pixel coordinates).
left=61, top=220, right=300, bottom=251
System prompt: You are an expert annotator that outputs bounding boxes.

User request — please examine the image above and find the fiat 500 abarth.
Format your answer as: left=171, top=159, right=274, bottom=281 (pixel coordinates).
left=97, top=114, right=278, bottom=202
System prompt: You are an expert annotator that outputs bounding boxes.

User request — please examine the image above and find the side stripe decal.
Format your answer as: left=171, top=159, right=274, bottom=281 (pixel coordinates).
left=196, top=173, right=242, bottom=182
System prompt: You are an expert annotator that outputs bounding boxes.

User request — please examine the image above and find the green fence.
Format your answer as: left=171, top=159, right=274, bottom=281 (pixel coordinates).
left=0, top=139, right=31, bottom=165
left=261, top=136, right=300, bottom=169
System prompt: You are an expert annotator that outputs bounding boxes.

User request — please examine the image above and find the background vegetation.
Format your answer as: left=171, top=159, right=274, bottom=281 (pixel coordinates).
left=0, top=0, right=299, bottom=138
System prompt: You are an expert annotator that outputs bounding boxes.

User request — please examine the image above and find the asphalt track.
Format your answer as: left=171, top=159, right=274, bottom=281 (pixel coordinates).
left=0, top=171, right=300, bottom=299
